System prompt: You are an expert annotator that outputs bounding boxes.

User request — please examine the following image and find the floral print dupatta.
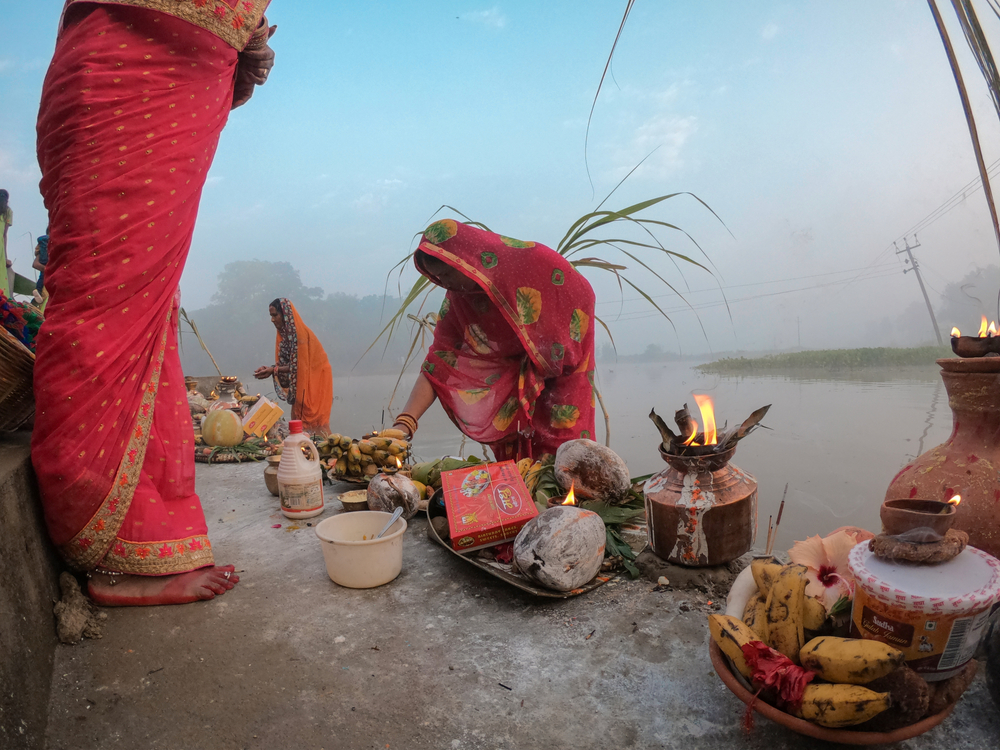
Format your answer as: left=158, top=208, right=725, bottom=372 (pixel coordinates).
left=417, top=220, right=596, bottom=461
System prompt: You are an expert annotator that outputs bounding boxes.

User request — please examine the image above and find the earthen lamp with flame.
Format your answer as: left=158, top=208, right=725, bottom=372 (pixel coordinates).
left=547, top=482, right=577, bottom=508
left=381, top=456, right=403, bottom=476
left=880, top=494, right=961, bottom=539
left=951, top=316, right=1000, bottom=358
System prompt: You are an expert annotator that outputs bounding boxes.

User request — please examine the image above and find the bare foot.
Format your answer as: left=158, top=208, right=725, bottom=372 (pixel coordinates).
left=87, top=565, right=240, bottom=606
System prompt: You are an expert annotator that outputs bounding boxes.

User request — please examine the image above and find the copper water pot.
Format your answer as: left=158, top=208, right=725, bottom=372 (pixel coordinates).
left=643, top=444, right=757, bottom=567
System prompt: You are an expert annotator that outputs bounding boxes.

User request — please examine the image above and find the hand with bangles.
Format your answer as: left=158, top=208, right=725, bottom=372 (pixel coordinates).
left=232, top=22, right=277, bottom=109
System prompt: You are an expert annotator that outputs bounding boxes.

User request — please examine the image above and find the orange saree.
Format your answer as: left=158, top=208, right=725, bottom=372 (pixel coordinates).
left=32, top=6, right=238, bottom=574
left=272, top=298, right=333, bottom=435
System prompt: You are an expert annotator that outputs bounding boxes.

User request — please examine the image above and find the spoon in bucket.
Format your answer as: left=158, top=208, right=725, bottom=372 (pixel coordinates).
left=375, top=506, right=404, bottom=539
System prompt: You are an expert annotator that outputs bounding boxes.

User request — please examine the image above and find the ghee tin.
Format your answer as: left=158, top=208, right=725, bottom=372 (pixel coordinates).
left=848, top=544, right=1000, bottom=680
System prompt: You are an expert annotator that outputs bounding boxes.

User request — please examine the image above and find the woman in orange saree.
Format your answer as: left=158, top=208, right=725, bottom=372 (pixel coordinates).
left=392, top=220, right=597, bottom=461
left=253, top=298, right=333, bottom=435
left=32, top=2, right=273, bottom=605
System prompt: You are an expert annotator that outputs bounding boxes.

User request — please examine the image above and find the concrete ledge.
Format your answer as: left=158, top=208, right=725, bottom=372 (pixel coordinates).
left=0, top=431, right=61, bottom=750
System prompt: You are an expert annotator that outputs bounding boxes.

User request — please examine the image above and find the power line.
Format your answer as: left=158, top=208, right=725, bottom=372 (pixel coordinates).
left=594, top=262, right=898, bottom=307
left=601, top=266, right=901, bottom=322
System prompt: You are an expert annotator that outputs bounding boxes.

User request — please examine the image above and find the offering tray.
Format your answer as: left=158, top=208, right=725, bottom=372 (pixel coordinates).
left=425, top=507, right=640, bottom=599
left=712, top=566, right=956, bottom=744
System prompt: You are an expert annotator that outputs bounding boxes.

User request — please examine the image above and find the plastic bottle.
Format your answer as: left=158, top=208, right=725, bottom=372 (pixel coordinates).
left=277, top=420, right=325, bottom=519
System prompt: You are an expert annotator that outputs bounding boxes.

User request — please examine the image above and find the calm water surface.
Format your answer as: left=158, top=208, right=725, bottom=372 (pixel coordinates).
left=241, top=361, right=951, bottom=553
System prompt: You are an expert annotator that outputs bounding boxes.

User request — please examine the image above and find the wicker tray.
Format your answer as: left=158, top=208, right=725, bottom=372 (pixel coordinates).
left=0, top=325, right=35, bottom=432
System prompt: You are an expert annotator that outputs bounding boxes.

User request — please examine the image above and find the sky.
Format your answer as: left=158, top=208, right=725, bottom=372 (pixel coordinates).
left=5, top=1, right=1000, bottom=356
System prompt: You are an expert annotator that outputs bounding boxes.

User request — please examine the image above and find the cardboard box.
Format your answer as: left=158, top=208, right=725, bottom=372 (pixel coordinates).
left=243, top=396, right=283, bottom=438
left=441, top=461, right=539, bottom=552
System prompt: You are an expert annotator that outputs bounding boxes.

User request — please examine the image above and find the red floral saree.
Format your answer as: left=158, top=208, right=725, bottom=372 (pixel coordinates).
left=32, top=6, right=238, bottom=574
left=416, top=220, right=596, bottom=461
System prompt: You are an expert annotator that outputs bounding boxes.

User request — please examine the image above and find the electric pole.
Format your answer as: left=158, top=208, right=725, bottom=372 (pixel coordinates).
left=896, top=237, right=943, bottom=346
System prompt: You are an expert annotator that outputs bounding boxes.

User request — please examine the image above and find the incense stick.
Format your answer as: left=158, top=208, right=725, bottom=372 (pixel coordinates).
left=766, top=483, right=789, bottom=555
left=765, top=514, right=773, bottom=555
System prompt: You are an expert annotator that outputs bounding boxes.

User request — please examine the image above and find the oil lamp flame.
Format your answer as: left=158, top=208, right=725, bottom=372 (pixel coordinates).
left=561, top=483, right=576, bottom=505
left=949, top=494, right=961, bottom=506
left=951, top=327, right=961, bottom=338
left=395, top=456, right=402, bottom=469
left=991, top=322, right=999, bottom=337
left=979, top=316, right=989, bottom=337
left=682, top=423, right=698, bottom=446
left=693, top=394, right=717, bottom=445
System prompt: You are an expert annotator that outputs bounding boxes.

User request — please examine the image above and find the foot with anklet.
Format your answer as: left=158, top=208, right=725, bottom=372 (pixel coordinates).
left=87, top=565, right=240, bottom=606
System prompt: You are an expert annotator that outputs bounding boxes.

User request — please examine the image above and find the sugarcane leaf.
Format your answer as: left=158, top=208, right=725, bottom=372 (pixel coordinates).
left=581, top=500, right=645, bottom=525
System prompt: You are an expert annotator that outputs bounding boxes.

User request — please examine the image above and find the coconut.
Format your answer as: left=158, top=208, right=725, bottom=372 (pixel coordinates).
left=554, top=439, right=631, bottom=504
left=512, top=506, right=606, bottom=592
left=366, top=473, right=420, bottom=519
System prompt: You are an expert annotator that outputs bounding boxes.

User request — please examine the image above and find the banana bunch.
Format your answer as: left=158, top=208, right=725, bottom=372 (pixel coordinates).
left=519, top=458, right=545, bottom=495
left=707, top=556, right=912, bottom=729
left=709, top=613, right=898, bottom=728
left=317, top=429, right=410, bottom=481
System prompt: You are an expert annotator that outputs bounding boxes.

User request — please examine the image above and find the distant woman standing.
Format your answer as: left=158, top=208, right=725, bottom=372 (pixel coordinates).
left=0, top=189, right=12, bottom=296
left=254, top=298, right=333, bottom=436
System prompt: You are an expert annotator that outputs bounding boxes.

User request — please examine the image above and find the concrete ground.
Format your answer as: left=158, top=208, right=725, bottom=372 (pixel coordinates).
left=44, top=463, right=1000, bottom=750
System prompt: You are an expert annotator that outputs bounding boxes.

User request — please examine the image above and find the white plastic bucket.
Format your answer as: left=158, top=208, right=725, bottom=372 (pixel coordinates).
left=314, top=510, right=406, bottom=588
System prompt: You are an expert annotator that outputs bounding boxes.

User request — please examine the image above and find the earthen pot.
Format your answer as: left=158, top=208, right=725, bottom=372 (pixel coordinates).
left=885, top=358, right=1000, bottom=559
left=263, top=455, right=280, bottom=497
left=643, top=445, right=757, bottom=567
left=879, top=499, right=956, bottom=540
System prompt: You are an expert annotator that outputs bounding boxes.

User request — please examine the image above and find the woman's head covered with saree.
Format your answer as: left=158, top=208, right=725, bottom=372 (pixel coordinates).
left=415, top=219, right=596, bottom=460
left=271, top=298, right=333, bottom=435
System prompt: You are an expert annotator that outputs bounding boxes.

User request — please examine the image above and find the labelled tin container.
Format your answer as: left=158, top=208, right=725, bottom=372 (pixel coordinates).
left=848, top=543, right=1000, bottom=680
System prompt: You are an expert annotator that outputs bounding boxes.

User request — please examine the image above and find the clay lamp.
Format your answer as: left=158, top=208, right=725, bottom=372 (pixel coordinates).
left=879, top=496, right=960, bottom=541
left=547, top=483, right=577, bottom=509
left=950, top=318, right=1000, bottom=358
left=380, top=456, right=402, bottom=476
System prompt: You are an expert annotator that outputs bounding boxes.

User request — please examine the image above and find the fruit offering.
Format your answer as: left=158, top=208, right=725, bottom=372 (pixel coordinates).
left=317, top=429, right=411, bottom=482
left=710, top=558, right=981, bottom=732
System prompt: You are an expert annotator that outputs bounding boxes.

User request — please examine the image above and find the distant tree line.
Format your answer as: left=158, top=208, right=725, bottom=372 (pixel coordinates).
left=179, top=260, right=432, bottom=377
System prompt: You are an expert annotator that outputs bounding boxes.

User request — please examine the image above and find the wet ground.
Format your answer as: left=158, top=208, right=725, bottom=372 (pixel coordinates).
left=43, top=461, right=999, bottom=749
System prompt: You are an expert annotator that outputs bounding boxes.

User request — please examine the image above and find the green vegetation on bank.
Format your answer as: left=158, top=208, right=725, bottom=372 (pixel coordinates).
left=697, top=346, right=952, bottom=373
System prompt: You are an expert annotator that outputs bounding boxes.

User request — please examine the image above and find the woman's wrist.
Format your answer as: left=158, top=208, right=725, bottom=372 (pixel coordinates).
left=243, top=16, right=271, bottom=51
left=393, top=412, right=419, bottom=438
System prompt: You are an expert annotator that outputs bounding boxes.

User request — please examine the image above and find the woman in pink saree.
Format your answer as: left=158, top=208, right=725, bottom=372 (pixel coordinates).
left=393, top=220, right=597, bottom=461
left=32, top=1, right=274, bottom=605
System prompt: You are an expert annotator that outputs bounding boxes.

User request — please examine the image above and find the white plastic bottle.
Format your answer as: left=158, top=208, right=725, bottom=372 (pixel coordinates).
left=277, top=420, right=325, bottom=519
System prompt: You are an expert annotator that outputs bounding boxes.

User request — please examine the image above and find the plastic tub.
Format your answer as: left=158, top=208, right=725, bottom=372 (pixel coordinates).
left=314, top=510, right=406, bottom=588
left=848, top=544, right=1000, bottom=680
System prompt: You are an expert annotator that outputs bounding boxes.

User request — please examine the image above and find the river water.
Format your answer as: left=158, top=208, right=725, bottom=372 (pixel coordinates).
left=240, top=360, right=951, bottom=554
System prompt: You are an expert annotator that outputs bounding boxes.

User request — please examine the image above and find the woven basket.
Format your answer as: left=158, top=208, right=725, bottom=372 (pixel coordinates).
left=0, top=325, right=35, bottom=432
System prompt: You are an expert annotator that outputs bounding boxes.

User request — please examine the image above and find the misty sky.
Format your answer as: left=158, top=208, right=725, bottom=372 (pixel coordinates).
left=4, top=1, right=1000, bottom=356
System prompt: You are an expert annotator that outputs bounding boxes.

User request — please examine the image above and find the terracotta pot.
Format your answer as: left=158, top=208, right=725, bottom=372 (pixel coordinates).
left=643, top=445, right=757, bottom=567
left=263, top=455, right=280, bottom=497
left=950, top=335, right=1000, bottom=358
left=880, top=499, right=956, bottom=539
left=885, top=358, right=1000, bottom=559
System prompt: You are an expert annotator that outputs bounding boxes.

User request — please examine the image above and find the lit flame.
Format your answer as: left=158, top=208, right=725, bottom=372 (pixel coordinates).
left=979, top=316, right=989, bottom=337
left=694, top=394, right=717, bottom=445
left=949, top=494, right=961, bottom=506
left=991, top=321, right=998, bottom=337
left=951, top=327, right=961, bottom=338
left=395, top=456, right=402, bottom=469
left=682, top=422, right=698, bottom=446
left=562, top=483, right=576, bottom=505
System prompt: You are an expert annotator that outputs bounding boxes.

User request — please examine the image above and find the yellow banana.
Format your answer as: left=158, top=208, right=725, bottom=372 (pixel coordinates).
left=764, top=564, right=807, bottom=663
left=517, top=458, right=534, bottom=477
left=742, top=592, right=768, bottom=640
left=380, top=428, right=408, bottom=440
left=358, top=440, right=375, bottom=455
left=349, top=444, right=361, bottom=462
left=799, top=637, right=905, bottom=685
left=793, top=684, right=891, bottom=727
left=708, top=614, right=760, bottom=680
left=803, top=596, right=827, bottom=632
left=751, top=555, right=784, bottom=598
